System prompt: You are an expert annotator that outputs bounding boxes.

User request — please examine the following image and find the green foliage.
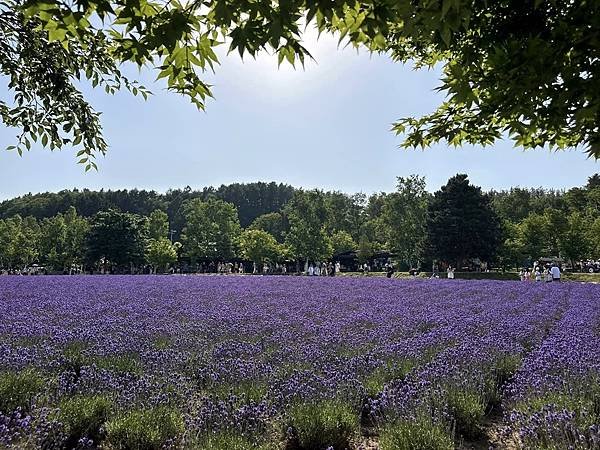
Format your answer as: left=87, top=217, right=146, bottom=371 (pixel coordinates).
left=85, top=209, right=147, bottom=272
left=427, top=174, right=502, bottom=267
left=559, top=212, right=592, bottom=266
left=378, top=419, right=453, bottom=450
left=105, top=406, right=184, bottom=450
left=147, top=210, right=169, bottom=241
left=380, top=175, right=428, bottom=268
left=331, top=230, right=357, bottom=256
left=363, top=359, right=416, bottom=397
left=286, top=400, right=358, bottom=450
left=182, top=198, right=241, bottom=261
left=146, top=237, right=178, bottom=273
left=513, top=388, right=600, bottom=432
left=239, top=229, right=281, bottom=265
left=56, top=395, right=113, bottom=446
left=194, top=432, right=273, bottom=450
left=444, top=387, right=486, bottom=439
left=95, top=353, right=142, bottom=375
left=0, top=368, right=45, bottom=413
left=249, top=212, right=289, bottom=243
left=284, top=190, right=333, bottom=263
left=39, top=207, right=89, bottom=272
left=0, top=215, right=39, bottom=269
left=5, top=0, right=599, bottom=161
left=208, top=380, right=268, bottom=403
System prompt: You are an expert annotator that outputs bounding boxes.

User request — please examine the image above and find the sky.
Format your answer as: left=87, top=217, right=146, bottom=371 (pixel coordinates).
left=0, top=29, right=598, bottom=201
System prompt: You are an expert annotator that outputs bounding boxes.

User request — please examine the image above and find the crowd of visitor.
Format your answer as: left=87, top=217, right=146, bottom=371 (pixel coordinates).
left=519, top=263, right=561, bottom=282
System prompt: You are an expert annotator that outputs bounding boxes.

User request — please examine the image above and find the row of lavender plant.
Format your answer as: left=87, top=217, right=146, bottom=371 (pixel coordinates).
left=503, top=283, right=600, bottom=449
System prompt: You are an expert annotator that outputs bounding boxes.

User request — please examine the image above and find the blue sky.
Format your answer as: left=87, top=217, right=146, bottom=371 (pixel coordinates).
left=0, top=30, right=598, bottom=201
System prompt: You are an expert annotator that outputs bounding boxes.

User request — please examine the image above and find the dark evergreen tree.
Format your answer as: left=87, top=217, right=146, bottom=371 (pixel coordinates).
left=85, top=210, right=147, bottom=273
left=427, top=174, right=502, bottom=268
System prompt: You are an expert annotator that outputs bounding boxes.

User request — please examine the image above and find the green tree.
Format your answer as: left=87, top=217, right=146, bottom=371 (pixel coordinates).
left=239, top=229, right=281, bottom=266
left=518, top=213, right=551, bottom=262
left=9, top=0, right=600, bottom=161
left=357, top=236, right=375, bottom=265
left=497, top=220, right=526, bottom=270
left=181, top=198, right=241, bottom=261
left=589, top=218, right=600, bottom=258
left=38, top=206, right=89, bottom=272
left=148, top=210, right=169, bottom=241
left=146, top=237, right=178, bottom=273
left=380, top=175, right=428, bottom=269
left=284, top=190, right=333, bottom=267
left=427, top=174, right=501, bottom=268
left=0, top=215, right=38, bottom=269
left=85, top=210, right=147, bottom=272
left=559, top=212, right=591, bottom=269
left=331, top=230, right=357, bottom=256
left=249, top=212, right=288, bottom=243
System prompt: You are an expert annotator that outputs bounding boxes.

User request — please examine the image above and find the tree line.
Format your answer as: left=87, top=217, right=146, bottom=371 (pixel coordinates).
left=0, top=175, right=598, bottom=274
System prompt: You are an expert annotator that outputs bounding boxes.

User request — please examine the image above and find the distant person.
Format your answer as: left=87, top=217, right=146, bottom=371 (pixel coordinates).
left=314, top=264, right=321, bottom=276
left=308, top=264, right=314, bottom=276
left=519, top=269, right=525, bottom=282
left=386, top=263, right=394, bottom=278
left=253, top=262, right=258, bottom=274
left=545, top=267, right=553, bottom=282
left=447, top=266, right=454, bottom=279
left=551, top=264, right=561, bottom=282
left=535, top=268, right=542, bottom=282
left=525, top=269, right=531, bottom=281
left=335, top=261, right=341, bottom=275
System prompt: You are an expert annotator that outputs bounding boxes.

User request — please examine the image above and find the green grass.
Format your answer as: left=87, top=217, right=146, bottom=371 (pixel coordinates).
left=513, top=387, right=600, bottom=431
left=208, top=380, right=268, bottom=403
left=286, top=399, right=359, bottom=450
left=192, top=431, right=275, bottom=450
left=105, top=406, right=184, bottom=450
left=152, top=335, right=172, bottom=350
left=56, top=394, right=113, bottom=447
left=95, top=352, right=143, bottom=375
left=484, top=353, right=522, bottom=407
left=379, top=419, right=454, bottom=450
left=444, top=387, right=486, bottom=439
left=363, top=359, right=416, bottom=397
left=63, top=341, right=88, bottom=375
left=0, top=368, right=45, bottom=413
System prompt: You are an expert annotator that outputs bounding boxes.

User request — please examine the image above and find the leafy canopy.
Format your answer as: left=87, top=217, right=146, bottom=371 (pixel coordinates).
left=1, top=0, right=599, bottom=163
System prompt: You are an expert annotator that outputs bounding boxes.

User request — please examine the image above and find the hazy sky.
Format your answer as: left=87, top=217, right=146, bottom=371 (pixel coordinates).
left=0, top=30, right=598, bottom=200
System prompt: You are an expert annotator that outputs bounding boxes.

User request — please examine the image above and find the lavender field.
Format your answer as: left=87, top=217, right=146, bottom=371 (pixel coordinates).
left=0, top=276, right=599, bottom=450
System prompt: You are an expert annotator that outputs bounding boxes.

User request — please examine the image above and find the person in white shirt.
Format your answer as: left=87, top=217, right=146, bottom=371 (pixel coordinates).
left=551, top=264, right=561, bottom=282
left=447, top=266, right=455, bottom=279
left=535, top=269, right=542, bottom=282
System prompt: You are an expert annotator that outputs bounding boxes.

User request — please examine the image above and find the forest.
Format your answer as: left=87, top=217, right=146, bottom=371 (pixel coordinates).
left=0, top=175, right=598, bottom=274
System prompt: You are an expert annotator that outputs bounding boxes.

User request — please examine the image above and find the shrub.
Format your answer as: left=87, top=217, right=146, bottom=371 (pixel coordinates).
left=194, top=431, right=274, bottom=450
left=105, top=406, right=184, bottom=450
left=57, top=394, right=112, bottom=447
left=363, top=359, right=416, bottom=397
left=210, top=380, right=268, bottom=403
left=63, top=341, right=88, bottom=376
left=286, top=400, right=358, bottom=450
left=0, top=368, right=45, bottom=413
left=95, top=353, right=142, bottom=375
left=445, top=388, right=486, bottom=439
left=379, top=419, right=454, bottom=450
left=484, top=354, right=521, bottom=407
